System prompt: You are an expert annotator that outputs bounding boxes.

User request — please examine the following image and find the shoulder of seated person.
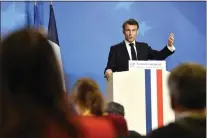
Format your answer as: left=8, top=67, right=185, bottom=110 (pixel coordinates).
left=72, top=116, right=115, bottom=128
left=103, top=114, right=127, bottom=126
left=147, top=123, right=178, bottom=138
left=75, top=116, right=116, bottom=137
left=104, top=114, right=125, bottom=119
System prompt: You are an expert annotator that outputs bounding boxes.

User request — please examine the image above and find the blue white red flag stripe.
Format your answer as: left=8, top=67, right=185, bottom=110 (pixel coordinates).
left=145, top=69, right=164, bottom=134
left=145, top=69, right=152, bottom=134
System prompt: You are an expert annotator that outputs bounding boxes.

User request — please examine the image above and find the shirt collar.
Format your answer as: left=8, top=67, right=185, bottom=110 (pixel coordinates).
left=125, top=40, right=136, bottom=46
left=175, top=110, right=206, bottom=121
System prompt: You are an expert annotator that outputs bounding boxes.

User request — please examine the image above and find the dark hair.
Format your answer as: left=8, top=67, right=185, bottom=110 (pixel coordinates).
left=106, top=102, right=125, bottom=117
left=0, top=28, right=81, bottom=138
left=72, top=78, right=104, bottom=116
left=168, top=63, right=206, bottom=110
left=122, top=19, right=139, bottom=30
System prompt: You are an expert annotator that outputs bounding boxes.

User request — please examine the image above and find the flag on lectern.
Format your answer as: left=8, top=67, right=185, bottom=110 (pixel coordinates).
left=144, top=69, right=175, bottom=134
left=110, top=69, right=175, bottom=135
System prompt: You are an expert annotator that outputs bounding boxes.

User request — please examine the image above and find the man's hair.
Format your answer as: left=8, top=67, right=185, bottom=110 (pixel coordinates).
left=122, top=18, right=139, bottom=30
left=168, top=63, right=206, bottom=110
left=106, top=102, right=125, bottom=117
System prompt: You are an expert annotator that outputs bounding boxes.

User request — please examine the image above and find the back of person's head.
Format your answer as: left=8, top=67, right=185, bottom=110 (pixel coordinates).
left=128, top=130, right=141, bottom=138
left=106, top=102, right=125, bottom=117
left=71, top=78, right=104, bottom=116
left=0, top=28, right=80, bottom=138
left=168, top=63, right=206, bottom=111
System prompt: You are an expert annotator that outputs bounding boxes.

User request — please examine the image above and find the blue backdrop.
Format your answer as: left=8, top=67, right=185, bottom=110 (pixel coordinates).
left=1, top=1, right=206, bottom=95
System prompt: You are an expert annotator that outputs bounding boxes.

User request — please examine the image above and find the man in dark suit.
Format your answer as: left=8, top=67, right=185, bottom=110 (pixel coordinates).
left=104, top=19, right=175, bottom=80
left=147, top=63, right=206, bottom=138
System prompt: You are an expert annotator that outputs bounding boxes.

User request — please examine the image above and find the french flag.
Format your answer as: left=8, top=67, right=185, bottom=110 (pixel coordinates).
left=114, top=69, right=175, bottom=135
left=47, top=3, right=67, bottom=91
left=144, top=69, right=175, bottom=134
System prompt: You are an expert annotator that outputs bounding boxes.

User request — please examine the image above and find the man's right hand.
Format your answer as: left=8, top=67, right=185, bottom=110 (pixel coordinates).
left=105, top=69, right=112, bottom=81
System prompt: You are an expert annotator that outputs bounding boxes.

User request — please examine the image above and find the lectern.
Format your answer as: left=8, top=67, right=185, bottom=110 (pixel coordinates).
left=106, top=61, right=175, bottom=135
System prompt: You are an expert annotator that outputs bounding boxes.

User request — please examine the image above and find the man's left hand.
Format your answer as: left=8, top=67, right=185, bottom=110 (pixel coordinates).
left=168, top=33, right=174, bottom=47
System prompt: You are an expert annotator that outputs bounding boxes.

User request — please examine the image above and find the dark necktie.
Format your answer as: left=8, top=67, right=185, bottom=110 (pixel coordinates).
left=129, top=43, right=137, bottom=60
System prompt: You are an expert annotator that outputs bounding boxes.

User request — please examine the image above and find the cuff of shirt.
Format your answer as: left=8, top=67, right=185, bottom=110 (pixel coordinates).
left=167, top=45, right=175, bottom=52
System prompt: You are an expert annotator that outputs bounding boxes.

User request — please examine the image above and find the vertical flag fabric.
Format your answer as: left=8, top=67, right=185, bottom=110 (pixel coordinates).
left=47, top=4, right=59, bottom=45
left=48, top=40, right=66, bottom=91
left=25, top=1, right=32, bottom=28
left=34, top=2, right=42, bottom=29
left=47, top=3, right=65, bottom=91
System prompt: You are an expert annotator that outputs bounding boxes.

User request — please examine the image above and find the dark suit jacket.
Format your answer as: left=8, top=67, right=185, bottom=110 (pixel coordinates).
left=147, top=117, right=206, bottom=138
left=104, top=41, right=174, bottom=73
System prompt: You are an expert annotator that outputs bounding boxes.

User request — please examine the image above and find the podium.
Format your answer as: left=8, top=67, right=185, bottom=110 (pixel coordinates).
left=106, top=61, right=175, bottom=135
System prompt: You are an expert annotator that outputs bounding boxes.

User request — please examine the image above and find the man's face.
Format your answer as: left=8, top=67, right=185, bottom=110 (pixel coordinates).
left=123, top=24, right=138, bottom=43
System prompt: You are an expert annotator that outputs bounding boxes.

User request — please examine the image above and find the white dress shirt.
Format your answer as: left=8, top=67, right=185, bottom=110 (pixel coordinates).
left=125, top=40, right=137, bottom=60
left=125, top=40, right=175, bottom=60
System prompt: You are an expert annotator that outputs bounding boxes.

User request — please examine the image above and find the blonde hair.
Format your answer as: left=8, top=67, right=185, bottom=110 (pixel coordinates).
left=72, top=78, right=104, bottom=116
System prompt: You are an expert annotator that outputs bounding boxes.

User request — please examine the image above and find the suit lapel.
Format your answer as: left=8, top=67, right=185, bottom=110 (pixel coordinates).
left=121, top=41, right=130, bottom=60
left=135, top=42, right=141, bottom=60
